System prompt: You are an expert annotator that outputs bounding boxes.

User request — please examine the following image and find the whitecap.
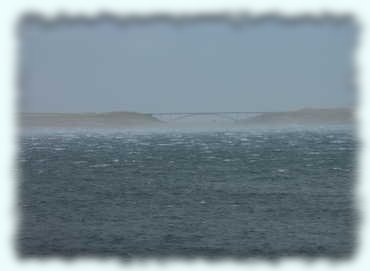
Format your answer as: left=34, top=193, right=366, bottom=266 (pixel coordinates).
left=331, top=140, right=345, bottom=144
left=96, top=145, right=112, bottom=149
left=89, top=163, right=110, bottom=168
left=73, top=161, right=87, bottom=165
left=31, top=146, right=48, bottom=150
left=277, top=169, right=287, bottom=173
left=54, top=147, right=65, bottom=151
left=139, top=142, right=150, bottom=146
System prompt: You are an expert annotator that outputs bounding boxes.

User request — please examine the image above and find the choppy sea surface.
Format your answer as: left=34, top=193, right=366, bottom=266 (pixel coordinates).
left=18, top=126, right=356, bottom=258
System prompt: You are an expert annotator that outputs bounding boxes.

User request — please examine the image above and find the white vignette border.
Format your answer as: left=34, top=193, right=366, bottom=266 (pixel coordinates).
left=0, top=1, right=369, bottom=271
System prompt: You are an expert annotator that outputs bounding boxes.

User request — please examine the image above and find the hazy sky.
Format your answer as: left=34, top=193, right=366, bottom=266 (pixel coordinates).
left=19, top=17, right=357, bottom=113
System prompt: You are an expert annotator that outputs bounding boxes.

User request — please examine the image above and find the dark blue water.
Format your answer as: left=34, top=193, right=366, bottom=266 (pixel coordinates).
left=18, top=127, right=356, bottom=258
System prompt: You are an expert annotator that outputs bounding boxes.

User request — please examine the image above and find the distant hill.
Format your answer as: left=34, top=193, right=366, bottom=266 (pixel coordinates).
left=237, top=108, right=353, bottom=126
left=20, top=111, right=162, bottom=129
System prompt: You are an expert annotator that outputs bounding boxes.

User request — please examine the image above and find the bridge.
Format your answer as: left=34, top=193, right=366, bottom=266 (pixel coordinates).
left=149, top=111, right=269, bottom=123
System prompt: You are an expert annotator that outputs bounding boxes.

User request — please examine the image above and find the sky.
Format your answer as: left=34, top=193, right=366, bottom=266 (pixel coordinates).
left=19, top=17, right=357, bottom=113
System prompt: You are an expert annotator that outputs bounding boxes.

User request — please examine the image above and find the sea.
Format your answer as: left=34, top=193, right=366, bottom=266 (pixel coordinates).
left=18, top=125, right=356, bottom=258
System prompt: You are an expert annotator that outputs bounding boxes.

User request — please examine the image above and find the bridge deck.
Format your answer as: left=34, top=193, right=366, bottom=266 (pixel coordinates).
left=150, top=111, right=271, bottom=115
